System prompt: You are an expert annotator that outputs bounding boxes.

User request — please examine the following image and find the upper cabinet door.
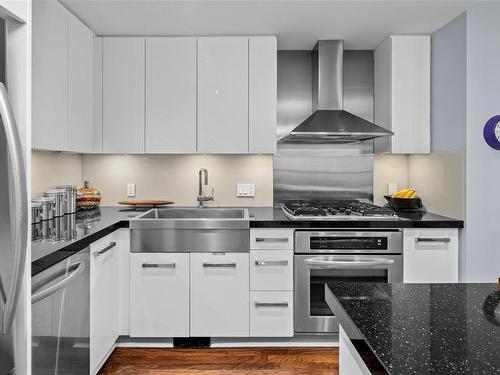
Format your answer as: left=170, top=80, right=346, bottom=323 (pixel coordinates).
left=68, top=15, right=94, bottom=153
left=249, top=37, right=277, bottom=154
left=145, top=38, right=197, bottom=153
left=374, top=35, right=430, bottom=154
left=102, top=38, right=145, bottom=153
left=32, top=0, right=68, bottom=150
left=197, top=37, right=249, bottom=153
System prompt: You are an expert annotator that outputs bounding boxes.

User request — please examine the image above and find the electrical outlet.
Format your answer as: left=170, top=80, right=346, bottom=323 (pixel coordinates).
left=127, top=183, right=136, bottom=197
left=387, top=183, right=398, bottom=196
left=236, top=183, right=255, bottom=197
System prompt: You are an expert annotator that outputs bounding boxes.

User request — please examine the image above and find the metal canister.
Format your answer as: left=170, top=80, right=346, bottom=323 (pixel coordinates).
left=31, top=201, right=43, bottom=224
left=31, top=221, right=43, bottom=241
left=32, top=197, right=56, bottom=221
left=44, top=189, right=67, bottom=217
left=56, top=185, right=77, bottom=214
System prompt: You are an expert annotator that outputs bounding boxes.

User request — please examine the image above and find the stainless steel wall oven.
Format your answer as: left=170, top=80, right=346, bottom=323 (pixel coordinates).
left=294, top=230, right=403, bottom=334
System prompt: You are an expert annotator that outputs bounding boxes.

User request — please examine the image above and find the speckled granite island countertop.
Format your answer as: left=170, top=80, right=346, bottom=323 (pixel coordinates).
left=326, top=282, right=500, bottom=374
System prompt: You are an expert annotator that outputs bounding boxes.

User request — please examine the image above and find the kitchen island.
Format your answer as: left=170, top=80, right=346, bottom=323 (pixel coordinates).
left=326, top=282, right=500, bottom=374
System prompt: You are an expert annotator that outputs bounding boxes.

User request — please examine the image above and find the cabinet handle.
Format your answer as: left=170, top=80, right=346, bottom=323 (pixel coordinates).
left=255, top=237, right=289, bottom=242
left=95, top=241, right=116, bottom=257
left=255, top=260, right=288, bottom=266
left=415, top=237, right=451, bottom=243
left=142, top=263, right=176, bottom=268
left=255, top=301, right=289, bottom=308
left=203, top=262, right=237, bottom=268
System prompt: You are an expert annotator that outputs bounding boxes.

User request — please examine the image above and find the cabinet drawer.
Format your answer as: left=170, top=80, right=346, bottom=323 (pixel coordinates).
left=130, top=253, right=189, bottom=337
left=250, top=291, right=293, bottom=337
left=90, top=232, right=118, bottom=257
left=250, top=250, right=293, bottom=291
left=251, top=229, right=294, bottom=250
left=403, top=229, right=458, bottom=283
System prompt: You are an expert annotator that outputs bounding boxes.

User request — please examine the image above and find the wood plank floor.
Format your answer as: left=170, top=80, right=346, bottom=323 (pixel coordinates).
left=98, top=347, right=339, bottom=375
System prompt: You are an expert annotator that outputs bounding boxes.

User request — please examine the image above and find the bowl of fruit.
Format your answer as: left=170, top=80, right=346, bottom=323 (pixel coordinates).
left=384, top=189, right=423, bottom=211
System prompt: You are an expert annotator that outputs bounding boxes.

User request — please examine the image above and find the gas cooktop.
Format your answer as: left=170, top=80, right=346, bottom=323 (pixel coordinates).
left=282, top=200, right=398, bottom=220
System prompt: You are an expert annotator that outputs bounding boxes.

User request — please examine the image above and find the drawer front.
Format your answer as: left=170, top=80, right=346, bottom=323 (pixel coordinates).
left=190, top=253, right=249, bottom=337
left=250, top=291, right=293, bottom=337
left=130, top=253, right=190, bottom=337
left=251, top=229, right=294, bottom=250
left=403, top=228, right=458, bottom=283
left=250, top=250, right=293, bottom=291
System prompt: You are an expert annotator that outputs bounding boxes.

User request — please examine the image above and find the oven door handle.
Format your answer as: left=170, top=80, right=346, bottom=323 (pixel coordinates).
left=304, top=258, right=394, bottom=269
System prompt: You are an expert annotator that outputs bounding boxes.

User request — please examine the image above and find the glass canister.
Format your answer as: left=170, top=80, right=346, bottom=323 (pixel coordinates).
left=44, top=189, right=67, bottom=217
left=56, top=184, right=77, bottom=214
left=76, top=181, right=101, bottom=210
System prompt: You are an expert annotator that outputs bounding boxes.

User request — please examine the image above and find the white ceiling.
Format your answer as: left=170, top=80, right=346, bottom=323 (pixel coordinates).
left=61, top=0, right=496, bottom=50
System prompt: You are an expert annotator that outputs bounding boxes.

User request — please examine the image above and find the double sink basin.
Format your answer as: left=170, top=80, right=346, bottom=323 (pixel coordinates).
left=130, top=208, right=250, bottom=253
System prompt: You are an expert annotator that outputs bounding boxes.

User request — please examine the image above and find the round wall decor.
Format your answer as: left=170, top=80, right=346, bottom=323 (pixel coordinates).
left=483, top=115, right=500, bottom=150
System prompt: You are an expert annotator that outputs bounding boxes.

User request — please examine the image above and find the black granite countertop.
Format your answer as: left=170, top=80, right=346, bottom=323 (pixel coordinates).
left=31, top=206, right=463, bottom=276
left=326, top=282, right=500, bottom=375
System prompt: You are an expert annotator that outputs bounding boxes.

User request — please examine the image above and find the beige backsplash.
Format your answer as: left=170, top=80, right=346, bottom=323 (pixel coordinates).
left=373, top=151, right=465, bottom=219
left=82, top=154, right=273, bottom=206
left=32, top=150, right=464, bottom=217
left=31, top=150, right=83, bottom=198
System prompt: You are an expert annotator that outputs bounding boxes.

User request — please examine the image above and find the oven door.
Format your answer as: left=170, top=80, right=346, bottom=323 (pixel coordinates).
left=294, top=254, right=402, bottom=334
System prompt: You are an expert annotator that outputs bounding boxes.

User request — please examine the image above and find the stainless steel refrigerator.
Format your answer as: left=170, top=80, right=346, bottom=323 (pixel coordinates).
left=0, top=15, right=29, bottom=375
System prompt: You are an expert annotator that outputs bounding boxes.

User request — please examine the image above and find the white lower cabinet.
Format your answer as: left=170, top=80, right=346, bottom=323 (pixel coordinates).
left=339, top=326, right=371, bottom=375
left=250, top=291, right=293, bottom=337
left=190, top=253, right=249, bottom=337
left=403, top=228, right=459, bottom=283
left=130, top=253, right=190, bottom=337
left=90, top=233, right=120, bottom=374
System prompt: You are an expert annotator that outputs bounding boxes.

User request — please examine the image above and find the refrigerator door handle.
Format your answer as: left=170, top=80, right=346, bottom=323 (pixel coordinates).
left=0, top=83, right=28, bottom=334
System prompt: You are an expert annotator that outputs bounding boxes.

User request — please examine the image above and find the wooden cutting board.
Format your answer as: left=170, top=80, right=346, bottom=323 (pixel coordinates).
left=118, top=199, right=174, bottom=207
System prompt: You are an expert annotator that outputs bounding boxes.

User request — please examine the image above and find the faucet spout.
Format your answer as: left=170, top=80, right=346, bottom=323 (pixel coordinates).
left=197, top=168, right=214, bottom=208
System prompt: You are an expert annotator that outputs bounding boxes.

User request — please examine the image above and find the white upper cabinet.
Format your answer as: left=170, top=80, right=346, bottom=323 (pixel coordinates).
left=197, top=37, right=249, bottom=153
left=249, top=37, right=277, bottom=153
left=374, top=35, right=430, bottom=154
left=102, top=37, right=145, bottom=153
left=32, top=0, right=68, bottom=150
left=68, top=15, right=94, bottom=153
left=32, top=2, right=95, bottom=152
left=145, top=38, right=197, bottom=153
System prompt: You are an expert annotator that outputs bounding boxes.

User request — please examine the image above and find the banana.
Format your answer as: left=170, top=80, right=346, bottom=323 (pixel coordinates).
left=392, top=188, right=417, bottom=199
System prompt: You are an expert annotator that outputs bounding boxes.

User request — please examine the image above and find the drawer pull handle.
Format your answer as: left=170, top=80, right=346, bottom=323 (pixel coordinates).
left=415, top=237, right=451, bottom=243
left=255, top=237, right=289, bottom=242
left=255, top=260, right=288, bottom=266
left=203, top=262, right=237, bottom=268
left=255, top=301, right=289, bottom=308
left=95, top=241, right=116, bottom=257
left=142, top=263, right=176, bottom=268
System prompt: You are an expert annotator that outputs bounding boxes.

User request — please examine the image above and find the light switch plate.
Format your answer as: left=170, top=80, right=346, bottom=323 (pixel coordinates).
left=387, top=183, right=398, bottom=196
left=127, top=183, right=136, bottom=197
left=236, top=183, right=255, bottom=197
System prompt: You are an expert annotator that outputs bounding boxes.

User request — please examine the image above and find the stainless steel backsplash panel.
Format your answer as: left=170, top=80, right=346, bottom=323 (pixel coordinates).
left=274, top=142, right=374, bottom=203
left=274, top=50, right=375, bottom=204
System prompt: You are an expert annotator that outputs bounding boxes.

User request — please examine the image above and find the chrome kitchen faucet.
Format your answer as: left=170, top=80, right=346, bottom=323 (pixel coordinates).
left=197, top=168, right=214, bottom=208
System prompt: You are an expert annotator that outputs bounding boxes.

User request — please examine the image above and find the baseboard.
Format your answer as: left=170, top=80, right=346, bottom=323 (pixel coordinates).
left=115, top=335, right=339, bottom=348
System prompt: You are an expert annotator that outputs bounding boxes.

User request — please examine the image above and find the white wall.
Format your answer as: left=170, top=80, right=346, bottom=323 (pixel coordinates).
left=431, top=12, right=466, bottom=152
left=463, top=6, right=500, bottom=282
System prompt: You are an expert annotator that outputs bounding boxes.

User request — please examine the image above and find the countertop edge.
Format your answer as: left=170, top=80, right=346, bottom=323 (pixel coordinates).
left=325, top=286, right=389, bottom=375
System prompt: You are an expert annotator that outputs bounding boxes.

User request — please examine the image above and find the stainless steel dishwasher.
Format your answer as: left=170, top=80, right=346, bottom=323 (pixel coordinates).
left=31, top=248, right=90, bottom=375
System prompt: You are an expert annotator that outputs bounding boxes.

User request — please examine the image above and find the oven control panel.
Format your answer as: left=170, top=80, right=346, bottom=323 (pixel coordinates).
left=310, top=236, right=388, bottom=250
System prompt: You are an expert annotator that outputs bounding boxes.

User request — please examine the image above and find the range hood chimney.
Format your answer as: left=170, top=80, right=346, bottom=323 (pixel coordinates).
left=280, top=40, right=393, bottom=143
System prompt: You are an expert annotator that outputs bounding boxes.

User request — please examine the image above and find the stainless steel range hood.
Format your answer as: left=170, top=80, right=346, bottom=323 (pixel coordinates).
left=280, top=40, right=393, bottom=144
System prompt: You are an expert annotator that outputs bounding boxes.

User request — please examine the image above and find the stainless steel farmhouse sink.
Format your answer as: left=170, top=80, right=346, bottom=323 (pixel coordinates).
left=130, top=208, right=250, bottom=253
left=139, top=207, right=248, bottom=220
